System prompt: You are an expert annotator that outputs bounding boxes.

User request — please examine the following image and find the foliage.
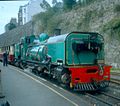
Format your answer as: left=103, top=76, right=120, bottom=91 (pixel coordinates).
left=62, top=0, right=76, bottom=10
left=111, top=68, right=120, bottom=72
left=47, top=16, right=63, bottom=35
left=52, top=1, right=63, bottom=13
left=78, top=0, right=96, bottom=6
left=77, top=9, right=98, bottom=31
left=33, top=3, right=63, bottom=35
left=114, top=4, right=120, bottom=12
left=52, top=0, right=58, bottom=6
left=40, top=0, right=51, bottom=10
left=33, top=8, right=55, bottom=29
left=102, top=18, right=120, bottom=38
left=103, top=18, right=120, bottom=31
left=8, top=23, right=16, bottom=30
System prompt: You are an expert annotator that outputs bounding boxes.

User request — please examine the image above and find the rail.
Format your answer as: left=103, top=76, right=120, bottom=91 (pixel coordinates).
left=111, top=72, right=120, bottom=76
left=85, top=91, right=120, bottom=106
left=85, top=93, right=114, bottom=106
left=100, top=92, right=120, bottom=101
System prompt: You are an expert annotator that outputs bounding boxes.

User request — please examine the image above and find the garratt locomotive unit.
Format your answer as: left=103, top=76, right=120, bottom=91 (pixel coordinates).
left=14, top=32, right=111, bottom=91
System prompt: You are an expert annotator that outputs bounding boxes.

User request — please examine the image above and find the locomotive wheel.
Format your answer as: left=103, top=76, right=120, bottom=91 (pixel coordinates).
left=20, top=62, right=27, bottom=69
left=61, top=73, right=71, bottom=84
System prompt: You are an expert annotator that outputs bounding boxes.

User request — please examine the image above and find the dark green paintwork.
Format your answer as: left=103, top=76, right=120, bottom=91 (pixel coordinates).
left=26, top=45, right=46, bottom=62
left=47, top=42, right=65, bottom=63
left=14, top=32, right=104, bottom=66
left=14, top=35, right=36, bottom=60
left=46, top=32, right=104, bottom=65
left=14, top=43, right=21, bottom=59
left=66, top=33, right=104, bottom=65
left=39, top=33, right=49, bottom=42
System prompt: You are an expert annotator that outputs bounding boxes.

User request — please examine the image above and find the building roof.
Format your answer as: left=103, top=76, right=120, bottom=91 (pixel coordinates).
left=0, top=21, right=33, bottom=47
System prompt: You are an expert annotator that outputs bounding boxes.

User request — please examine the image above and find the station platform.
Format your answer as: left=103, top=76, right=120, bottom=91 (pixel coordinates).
left=0, top=63, right=88, bottom=106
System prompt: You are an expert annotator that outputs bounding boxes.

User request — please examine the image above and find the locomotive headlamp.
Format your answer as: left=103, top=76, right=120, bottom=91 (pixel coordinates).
left=57, top=59, right=63, bottom=65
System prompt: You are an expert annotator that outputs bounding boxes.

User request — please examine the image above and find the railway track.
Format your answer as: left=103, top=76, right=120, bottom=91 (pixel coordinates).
left=100, top=91, right=120, bottom=101
left=85, top=91, right=120, bottom=106
left=110, top=79, right=120, bottom=85
left=111, top=72, right=120, bottom=76
left=110, top=72, right=120, bottom=85
left=110, top=73, right=120, bottom=85
left=85, top=93, right=114, bottom=106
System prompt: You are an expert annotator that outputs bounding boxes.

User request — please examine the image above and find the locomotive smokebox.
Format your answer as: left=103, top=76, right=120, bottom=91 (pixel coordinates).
left=54, top=29, right=61, bottom=36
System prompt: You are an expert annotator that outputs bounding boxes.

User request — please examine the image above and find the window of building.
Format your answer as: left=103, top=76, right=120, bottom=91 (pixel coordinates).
left=24, top=8, right=26, bottom=13
left=24, top=17, right=26, bottom=23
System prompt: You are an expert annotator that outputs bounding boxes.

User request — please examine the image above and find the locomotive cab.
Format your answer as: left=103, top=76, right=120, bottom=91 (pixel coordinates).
left=65, top=32, right=104, bottom=65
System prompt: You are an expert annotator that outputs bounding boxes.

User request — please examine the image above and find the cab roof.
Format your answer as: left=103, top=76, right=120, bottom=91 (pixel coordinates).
left=47, top=32, right=103, bottom=44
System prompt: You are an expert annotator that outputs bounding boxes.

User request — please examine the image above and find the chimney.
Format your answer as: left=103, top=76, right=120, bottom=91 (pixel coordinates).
left=54, top=29, right=61, bottom=36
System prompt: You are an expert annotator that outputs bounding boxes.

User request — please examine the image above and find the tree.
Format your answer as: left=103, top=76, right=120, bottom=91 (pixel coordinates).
left=52, top=0, right=63, bottom=12
left=40, top=0, right=51, bottom=10
left=52, top=0, right=58, bottom=6
left=8, top=23, right=16, bottom=30
left=62, top=0, right=76, bottom=10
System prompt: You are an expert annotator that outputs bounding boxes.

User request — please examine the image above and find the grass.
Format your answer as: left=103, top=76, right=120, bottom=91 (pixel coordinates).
left=111, top=68, right=120, bottom=72
left=103, top=18, right=120, bottom=31
left=114, top=4, right=120, bottom=12
left=102, top=18, right=120, bottom=38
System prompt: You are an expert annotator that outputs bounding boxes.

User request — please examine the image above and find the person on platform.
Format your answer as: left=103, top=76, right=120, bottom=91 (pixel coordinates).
left=3, top=51, right=8, bottom=66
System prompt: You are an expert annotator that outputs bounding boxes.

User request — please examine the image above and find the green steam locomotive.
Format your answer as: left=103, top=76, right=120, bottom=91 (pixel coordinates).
left=14, top=32, right=111, bottom=91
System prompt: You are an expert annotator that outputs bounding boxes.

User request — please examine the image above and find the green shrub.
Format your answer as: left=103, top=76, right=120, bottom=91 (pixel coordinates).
left=32, top=8, right=56, bottom=32
left=62, top=0, right=76, bottom=10
left=8, top=23, right=16, bottom=30
left=32, top=6, right=64, bottom=35
left=114, top=4, right=120, bottom=12
left=78, top=0, right=97, bottom=7
left=47, top=16, right=63, bottom=35
left=102, top=18, right=120, bottom=38
left=103, top=18, right=120, bottom=30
